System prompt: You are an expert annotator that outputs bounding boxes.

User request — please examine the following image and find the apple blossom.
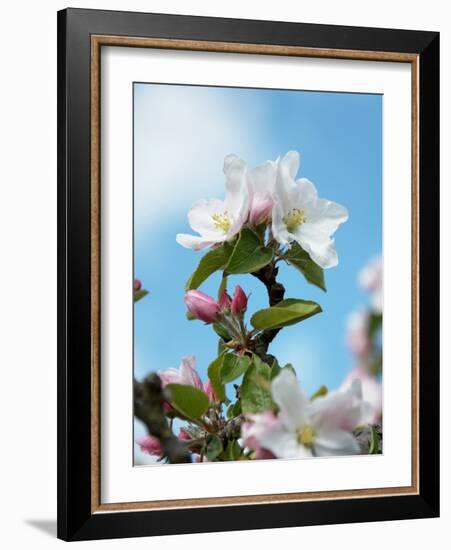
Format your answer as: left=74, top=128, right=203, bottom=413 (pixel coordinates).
left=176, top=155, right=249, bottom=251
left=242, top=411, right=279, bottom=459
left=271, top=151, right=348, bottom=269
left=158, top=355, right=203, bottom=390
left=254, top=369, right=368, bottom=458
left=346, top=310, right=370, bottom=357
left=136, top=435, right=163, bottom=457
left=359, top=256, right=383, bottom=313
left=340, top=367, right=382, bottom=424
left=185, top=290, right=220, bottom=324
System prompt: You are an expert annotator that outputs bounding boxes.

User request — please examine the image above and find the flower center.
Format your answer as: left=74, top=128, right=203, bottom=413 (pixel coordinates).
left=283, top=208, right=307, bottom=233
left=297, top=424, right=315, bottom=447
left=212, top=212, right=232, bottom=233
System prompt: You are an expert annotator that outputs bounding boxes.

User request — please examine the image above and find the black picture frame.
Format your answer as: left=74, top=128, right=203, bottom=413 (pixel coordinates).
left=57, top=7, right=439, bottom=541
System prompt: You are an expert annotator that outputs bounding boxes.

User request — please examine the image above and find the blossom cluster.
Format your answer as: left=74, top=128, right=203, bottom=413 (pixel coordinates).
left=176, top=151, right=348, bottom=269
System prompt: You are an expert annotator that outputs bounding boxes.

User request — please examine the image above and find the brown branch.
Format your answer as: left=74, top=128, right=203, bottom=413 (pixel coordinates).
left=251, top=261, right=285, bottom=364
left=134, top=374, right=191, bottom=464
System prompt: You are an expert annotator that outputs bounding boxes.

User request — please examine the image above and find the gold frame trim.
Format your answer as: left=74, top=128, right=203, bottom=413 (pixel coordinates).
left=90, top=35, right=420, bottom=514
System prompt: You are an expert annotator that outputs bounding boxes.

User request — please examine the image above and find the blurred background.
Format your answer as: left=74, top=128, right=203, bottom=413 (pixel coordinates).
left=133, top=82, right=382, bottom=464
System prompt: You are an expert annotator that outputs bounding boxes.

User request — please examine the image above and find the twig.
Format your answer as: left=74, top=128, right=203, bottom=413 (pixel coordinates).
left=134, top=374, right=191, bottom=463
left=251, top=261, right=285, bottom=363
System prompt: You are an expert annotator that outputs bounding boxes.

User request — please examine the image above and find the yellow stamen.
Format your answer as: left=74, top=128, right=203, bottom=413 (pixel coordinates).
left=297, top=425, right=315, bottom=447
left=212, top=211, right=231, bottom=233
left=283, top=208, right=307, bottom=233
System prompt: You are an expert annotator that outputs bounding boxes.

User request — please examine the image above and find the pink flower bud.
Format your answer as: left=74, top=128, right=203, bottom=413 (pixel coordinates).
left=136, top=435, right=162, bottom=456
left=249, top=195, right=273, bottom=226
left=218, top=289, right=232, bottom=310
left=178, top=428, right=192, bottom=441
left=231, top=285, right=248, bottom=315
left=185, top=290, right=220, bottom=324
left=203, top=380, right=218, bottom=403
left=134, top=278, right=142, bottom=292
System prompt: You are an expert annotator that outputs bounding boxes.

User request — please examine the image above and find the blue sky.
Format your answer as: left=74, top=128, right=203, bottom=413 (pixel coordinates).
left=133, top=83, right=381, bottom=461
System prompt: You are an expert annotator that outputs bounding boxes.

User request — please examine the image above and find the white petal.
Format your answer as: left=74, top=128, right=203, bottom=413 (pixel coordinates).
left=294, top=225, right=338, bottom=269
left=176, top=233, right=215, bottom=251
left=280, top=150, right=300, bottom=179
left=296, top=177, right=318, bottom=204
left=187, top=199, right=227, bottom=237
left=314, top=428, right=361, bottom=457
left=271, top=369, right=308, bottom=431
left=306, top=199, right=349, bottom=235
left=271, top=203, right=292, bottom=245
left=249, top=160, right=277, bottom=196
left=260, top=424, right=312, bottom=459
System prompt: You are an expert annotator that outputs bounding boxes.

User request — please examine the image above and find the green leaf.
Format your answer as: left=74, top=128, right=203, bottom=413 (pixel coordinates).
left=283, top=243, right=326, bottom=291
left=186, top=244, right=233, bottom=290
left=311, top=385, right=328, bottom=400
left=224, top=439, right=242, bottom=461
left=134, top=289, right=149, bottom=303
left=368, top=312, right=383, bottom=338
left=250, top=298, right=322, bottom=331
left=270, top=362, right=296, bottom=380
left=165, top=384, right=209, bottom=419
left=221, top=354, right=251, bottom=384
left=369, top=425, right=380, bottom=454
left=213, top=323, right=231, bottom=342
left=207, top=354, right=227, bottom=402
left=241, top=355, right=273, bottom=414
left=227, top=400, right=242, bottom=419
left=206, top=435, right=223, bottom=460
left=225, top=228, right=274, bottom=274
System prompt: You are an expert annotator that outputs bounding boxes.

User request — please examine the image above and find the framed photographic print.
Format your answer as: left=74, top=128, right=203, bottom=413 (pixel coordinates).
left=57, top=8, right=440, bottom=541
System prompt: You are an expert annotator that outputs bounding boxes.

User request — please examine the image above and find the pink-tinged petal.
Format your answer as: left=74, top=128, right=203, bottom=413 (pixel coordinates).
left=271, top=369, right=308, bottom=431
left=176, top=233, right=214, bottom=251
left=157, top=368, right=181, bottom=386
left=241, top=411, right=279, bottom=450
left=309, top=379, right=369, bottom=432
left=254, top=448, right=276, bottom=460
left=178, top=428, right=192, bottom=441
left=184, top=290, right=220, bottom=324
left=136, top=435, right=163, bottom=456
left=340, top=368, right=382, bottom=424
left=192, top=454, right=210, bottom=463
left=313, top=428, right=361, bottom=457
left=249, top=194, right=273, bottom=226
left=203, top=380, right=218, bottom=403
left=179, top=355, right=203, bottom=389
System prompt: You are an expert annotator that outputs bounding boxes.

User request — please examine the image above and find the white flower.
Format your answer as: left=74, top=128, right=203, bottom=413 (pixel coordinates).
left=257, top=369, right=368, bottom=459
left=340, top=367, right=382, bottom=424
left=176, top=155, right=249, bottom=250
left=359, top=256, right=383, bottom=313
left=271, top=151, right=348, bottom=269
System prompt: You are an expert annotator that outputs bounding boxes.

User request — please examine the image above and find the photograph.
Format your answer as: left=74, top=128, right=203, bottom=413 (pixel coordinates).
left=133, top=82, right=383, bottom=466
